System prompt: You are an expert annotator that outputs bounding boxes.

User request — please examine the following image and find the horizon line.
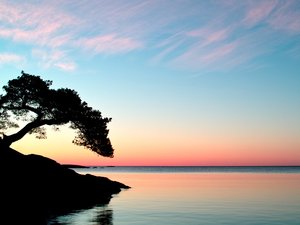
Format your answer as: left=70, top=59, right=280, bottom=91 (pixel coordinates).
left=64, top=164, right=300, bottom=167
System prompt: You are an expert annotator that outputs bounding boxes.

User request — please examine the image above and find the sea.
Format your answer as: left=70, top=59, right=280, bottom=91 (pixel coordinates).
left=48, top=166, right=300, bottom=225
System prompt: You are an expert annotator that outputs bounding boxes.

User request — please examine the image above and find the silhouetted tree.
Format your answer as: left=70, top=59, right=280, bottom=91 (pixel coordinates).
left=0, top=71, right=114, bottom=157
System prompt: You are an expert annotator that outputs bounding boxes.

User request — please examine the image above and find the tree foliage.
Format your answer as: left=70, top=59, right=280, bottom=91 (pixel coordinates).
left=0, top=71, right=114, bottom=157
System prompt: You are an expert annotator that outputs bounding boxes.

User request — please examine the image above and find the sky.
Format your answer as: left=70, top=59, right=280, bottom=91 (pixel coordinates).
left=0, top=0, right=300, bottom=166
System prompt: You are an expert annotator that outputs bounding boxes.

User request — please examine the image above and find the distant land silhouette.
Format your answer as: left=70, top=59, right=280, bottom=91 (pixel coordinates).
left=62, top=164, right=90, bottom=168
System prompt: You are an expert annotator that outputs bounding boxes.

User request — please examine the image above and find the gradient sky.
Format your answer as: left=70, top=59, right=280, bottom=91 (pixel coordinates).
left=1, top=0, right=300, bottom=166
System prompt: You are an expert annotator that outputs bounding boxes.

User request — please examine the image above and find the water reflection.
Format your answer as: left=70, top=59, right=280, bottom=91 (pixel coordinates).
left=93, top=207, right=113, bottom=225
left=54, top=170, right=300, bottom=225
left=48, top=205, right=113, bottom=225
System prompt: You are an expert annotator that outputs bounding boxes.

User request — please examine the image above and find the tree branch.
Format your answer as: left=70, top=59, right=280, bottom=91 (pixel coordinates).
left=1, top=118, right=69, bottom=147
left=2, top=105, right=42, bottom=117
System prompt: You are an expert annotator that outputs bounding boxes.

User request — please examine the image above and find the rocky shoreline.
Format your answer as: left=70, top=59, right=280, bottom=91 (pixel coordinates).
left=0, top=147, right=129, bottom=224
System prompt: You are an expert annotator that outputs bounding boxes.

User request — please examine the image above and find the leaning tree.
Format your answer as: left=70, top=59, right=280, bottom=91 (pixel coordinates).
left=0, top=71, right=114, bottom=157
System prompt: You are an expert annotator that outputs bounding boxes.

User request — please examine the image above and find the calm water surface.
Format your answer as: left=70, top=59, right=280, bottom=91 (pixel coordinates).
left=48, top=167, right=300, bottom=225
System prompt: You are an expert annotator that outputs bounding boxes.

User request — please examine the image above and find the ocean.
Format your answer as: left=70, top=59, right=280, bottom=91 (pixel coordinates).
left=48, top=166, right=300, bottom=225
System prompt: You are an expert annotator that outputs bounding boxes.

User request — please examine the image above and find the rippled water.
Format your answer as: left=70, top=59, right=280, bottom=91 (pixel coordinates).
left=48, top=167, right=300, bottom=225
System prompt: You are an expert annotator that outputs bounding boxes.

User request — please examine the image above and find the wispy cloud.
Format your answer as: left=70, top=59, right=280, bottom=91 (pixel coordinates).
left=0, top=0, right=143, bottom=70
left=267, top=1, right=300, bottom=33
left=0, top=1, right=76, bottom=47
left=31, top=49, right=76, bottom=71
left=77, top=34, right=142, bottom=54
left=153, top=0, right=300, bottom=71
left=187, top=27, right=232, bottom=49
left=0, top=27, right=72, bottom=48
left=170, top=39, right=240, bottom=71
left=201, top=42, right=238, bottom=64
left=243, top=0, right=278, bottom=26
left=0, top=0, right=299, bottom=72
left=0, top=1, right=77, bottom=71
left=54, top=62, right=76, bottom=71
left=0, top=52, right=24, bottom=64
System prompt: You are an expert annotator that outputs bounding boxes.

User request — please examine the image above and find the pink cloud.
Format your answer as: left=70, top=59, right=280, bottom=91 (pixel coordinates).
left=205, top=29, right=229, bottom=44
left=201, top=42, right=237, bottom=64
left=54, top=62, right=76, bottom=71
left=267, top=1, right=300, bottom=33
left=0, top=2, right=23, bottom=24
left=0, top=1, right=75, bottom=47
left=0, top=24, right=71, bottom=47
left=187, top=27, right=231, bottom=47
left=1, top=0, right=299, bottom=73
left=167, top=25, right=237, bottom=69
left=0, top=1, right=76, bottom=28
left=77, top=34, right=142, bottom=54
left=0, top=53, right=24, bottom=64
left=243, top=0, right=300, bottom=33
left=31, top=49, right=76, bottom=71
left=0, top=28, right=10, bottom=38
left=170, top=38, right=241, bottom=71
left=0, top=1, right=144, bottom=71
left=0, top=27, right=72, bottom=49
left=243, top=0, right=278, bottom=26
left=151, top=39, right=184, bottom=65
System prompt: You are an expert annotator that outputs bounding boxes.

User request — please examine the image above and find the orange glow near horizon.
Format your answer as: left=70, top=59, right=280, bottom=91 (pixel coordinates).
left=11, top=128, right=300, bottom=166
left=7, top=123, right=299, bottom=166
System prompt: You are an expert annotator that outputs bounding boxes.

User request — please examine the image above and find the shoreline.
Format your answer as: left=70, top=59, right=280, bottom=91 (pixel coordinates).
left=0, top=147, right=129, bottom=224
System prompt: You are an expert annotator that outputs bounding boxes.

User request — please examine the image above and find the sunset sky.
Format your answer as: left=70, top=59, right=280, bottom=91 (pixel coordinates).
left=1, top=0, right=300, bottom=166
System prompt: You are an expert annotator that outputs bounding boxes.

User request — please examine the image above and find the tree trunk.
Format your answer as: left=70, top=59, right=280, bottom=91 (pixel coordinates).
left=0, top=118, right=67, bottom=149
left=0, top=120, right=41, bottom=149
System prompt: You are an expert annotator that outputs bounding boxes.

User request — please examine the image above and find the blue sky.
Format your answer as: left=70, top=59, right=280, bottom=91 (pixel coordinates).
left=1, top=0, right=300, bottom=165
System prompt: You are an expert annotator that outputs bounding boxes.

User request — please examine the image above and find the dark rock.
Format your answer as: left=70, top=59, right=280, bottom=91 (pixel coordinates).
left=0, top=147, right=129, bottom=224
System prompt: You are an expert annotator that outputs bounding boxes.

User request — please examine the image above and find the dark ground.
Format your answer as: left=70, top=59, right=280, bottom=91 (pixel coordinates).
left=0, top=147, right=129, bottom=225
